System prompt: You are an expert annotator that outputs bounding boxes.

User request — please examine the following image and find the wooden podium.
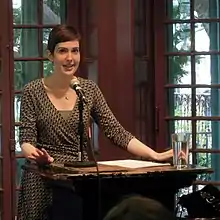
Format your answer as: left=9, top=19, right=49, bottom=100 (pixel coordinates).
left=22, top=161, right=213, bottom=220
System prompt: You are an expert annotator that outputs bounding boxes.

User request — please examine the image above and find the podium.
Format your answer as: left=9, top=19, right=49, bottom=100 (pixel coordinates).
left=22, top=162, right=213, bottom=220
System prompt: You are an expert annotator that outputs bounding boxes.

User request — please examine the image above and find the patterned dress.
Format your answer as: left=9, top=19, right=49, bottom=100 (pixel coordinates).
left=17, top=77, right=133, bottom=220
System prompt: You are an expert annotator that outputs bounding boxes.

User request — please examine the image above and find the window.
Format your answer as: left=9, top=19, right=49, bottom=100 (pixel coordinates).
left=13, top=0, right=67, bottom=214
left=161, top=0, right=220, bottom=184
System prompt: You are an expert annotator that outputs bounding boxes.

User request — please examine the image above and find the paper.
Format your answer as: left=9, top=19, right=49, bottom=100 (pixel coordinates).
left=98, top=159, right=170, bottom=169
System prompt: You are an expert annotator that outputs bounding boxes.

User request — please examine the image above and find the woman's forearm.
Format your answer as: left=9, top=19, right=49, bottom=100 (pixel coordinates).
left=127, top=138, right=159, bottom=161
left=21, top=143, right=37, bottom=158
left=127, top=138, right=173, bottom=161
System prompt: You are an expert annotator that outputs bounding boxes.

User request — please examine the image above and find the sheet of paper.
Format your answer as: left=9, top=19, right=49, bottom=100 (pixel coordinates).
left=98, top=159, right=170, bottom=169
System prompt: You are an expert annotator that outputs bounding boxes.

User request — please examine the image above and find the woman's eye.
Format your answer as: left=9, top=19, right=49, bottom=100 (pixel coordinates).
left=72, top=48, right=79, bottom=53
left=59, top=49, right=66, bottom=53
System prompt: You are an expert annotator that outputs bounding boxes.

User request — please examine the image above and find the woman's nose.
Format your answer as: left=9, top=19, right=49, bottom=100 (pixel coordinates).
left=66, top=52, right=73, bottom=60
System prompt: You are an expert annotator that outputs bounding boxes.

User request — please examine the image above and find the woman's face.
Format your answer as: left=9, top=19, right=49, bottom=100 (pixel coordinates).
left=48, top=40, right=80, bottom=76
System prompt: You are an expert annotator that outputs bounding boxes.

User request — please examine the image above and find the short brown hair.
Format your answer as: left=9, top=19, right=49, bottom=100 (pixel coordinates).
left=47, top=24, right=81, bottom=53
left=104, top=196, right=174, bottom=220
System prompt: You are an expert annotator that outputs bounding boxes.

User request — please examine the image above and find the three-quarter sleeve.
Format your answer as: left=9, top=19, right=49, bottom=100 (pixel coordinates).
left=19, top=85, right=37, bottom=146
left=90, top=81, right=134, bottom=149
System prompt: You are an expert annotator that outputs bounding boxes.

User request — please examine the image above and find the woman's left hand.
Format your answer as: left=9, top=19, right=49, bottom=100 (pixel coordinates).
left=156, top=149, right=173, bottom=162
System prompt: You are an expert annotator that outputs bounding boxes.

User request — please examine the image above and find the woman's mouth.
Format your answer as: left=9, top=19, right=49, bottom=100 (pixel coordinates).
left=63, top=64, right=75, bottom=71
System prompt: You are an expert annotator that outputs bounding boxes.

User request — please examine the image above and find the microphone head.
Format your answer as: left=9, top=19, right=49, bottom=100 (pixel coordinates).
left=70, top=77, right=80, bottom=88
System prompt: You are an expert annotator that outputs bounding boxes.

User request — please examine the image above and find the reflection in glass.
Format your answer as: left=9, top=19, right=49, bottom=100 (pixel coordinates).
left=167, top=88, right=192, bottom=117
left=167, top=56, right=191, bottom=84
left=14, top=61, right=40, bottom=91
left=166, top=23, right=191, bottom=52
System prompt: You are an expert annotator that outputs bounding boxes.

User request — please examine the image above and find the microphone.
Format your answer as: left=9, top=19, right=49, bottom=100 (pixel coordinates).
left=70, top=78, right=87, bottom=104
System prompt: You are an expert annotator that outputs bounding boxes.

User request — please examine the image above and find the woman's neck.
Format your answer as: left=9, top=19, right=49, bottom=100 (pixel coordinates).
left=47, top=72, right=75, bottom=90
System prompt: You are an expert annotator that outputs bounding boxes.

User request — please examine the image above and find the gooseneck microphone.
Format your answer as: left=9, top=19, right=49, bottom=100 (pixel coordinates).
left=70, top=78, right=87, bottom=104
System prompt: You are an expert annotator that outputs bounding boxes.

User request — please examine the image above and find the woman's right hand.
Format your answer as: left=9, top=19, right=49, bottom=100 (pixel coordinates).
left=22, top=143, right=54, bottom=164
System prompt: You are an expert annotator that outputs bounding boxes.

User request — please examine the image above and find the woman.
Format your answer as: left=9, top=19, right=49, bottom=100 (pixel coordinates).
left=17, top=24, right=172, bottom=219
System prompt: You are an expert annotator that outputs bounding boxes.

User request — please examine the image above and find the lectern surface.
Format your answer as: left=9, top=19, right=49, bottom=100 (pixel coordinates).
left=22, top=162, right=213, bottom=220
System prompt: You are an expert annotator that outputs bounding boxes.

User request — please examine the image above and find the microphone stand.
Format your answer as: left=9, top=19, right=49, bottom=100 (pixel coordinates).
left=64, top=95, right=97, bottom=168
left=66, top=86, right=102, bottom=220
left=78, top=97, right=84, bottom=161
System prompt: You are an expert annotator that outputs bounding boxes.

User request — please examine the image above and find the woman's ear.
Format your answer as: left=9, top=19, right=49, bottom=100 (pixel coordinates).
left=47, top=50, right=54, bottom=62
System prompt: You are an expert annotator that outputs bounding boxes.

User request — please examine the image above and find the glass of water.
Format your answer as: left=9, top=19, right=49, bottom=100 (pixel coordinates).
left=171, top=133, right=189, bottom=169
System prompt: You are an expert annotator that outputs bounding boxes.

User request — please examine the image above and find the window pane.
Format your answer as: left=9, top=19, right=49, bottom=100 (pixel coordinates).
left=166, top=0, right=190, bottom=20
left=166, top=23, right=191, bottom=52
left=167, top=120, right=192, bottom=146
left=14, top=29, right=39, bottom=58
left=14, top=61, right=40, bottom=91
left=43, top=60, right=53, bottom=77
left=13, top=0, right=38, bottom=25
left=43, top=0, right=66, bottom=24
left=167, top=56, right=191, bottom=84
left=16, top=158, right=25, bottom=186
left=167, top=88, right=192, bottom=117
left=15, top=126, right=21, bottom=153
left=43, top=28, right=52, bottom=57
left=196, top=152, right=213, bottom=182
left=196, top=120, right=212, bottom=149
left=14, top=95, right=21, bottom=123
left=194, top=0, right=220, bottom=19
left=196, top=120, right=220, bottom=182
left=196, top=88, right=220, bottom=117
left=195, top=23, right=220, bottom=52
left=195, top=55, right=220, bottom=85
